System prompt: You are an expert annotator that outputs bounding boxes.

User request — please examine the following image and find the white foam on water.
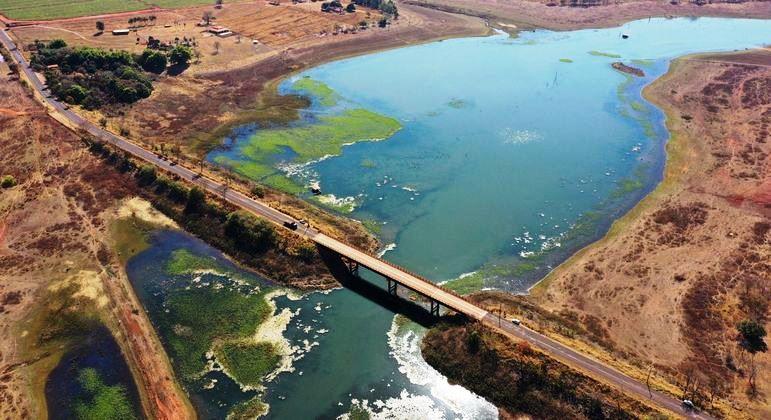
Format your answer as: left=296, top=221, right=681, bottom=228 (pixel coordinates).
left=377, top=243, right=397, bottom=258
left=500, top=128, right=542, bottom=145
left=385, top=317, right=498, bottom=420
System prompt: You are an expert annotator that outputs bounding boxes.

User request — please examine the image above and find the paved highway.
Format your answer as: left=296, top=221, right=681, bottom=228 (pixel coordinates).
left=1, top=28, right=710, bottom=419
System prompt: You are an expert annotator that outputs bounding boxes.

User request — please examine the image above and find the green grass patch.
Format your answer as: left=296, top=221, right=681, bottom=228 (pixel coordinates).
left=559, top=58, right=574, bottom=63
left=215, top=341, right=281, bottom=387
left=588, top=50, right=622, bottom=59
left=292, top=78, right=338, bottom=107
left=74, top=368, right=137, bottom=420
left=159, top=286, right=272, bottom=379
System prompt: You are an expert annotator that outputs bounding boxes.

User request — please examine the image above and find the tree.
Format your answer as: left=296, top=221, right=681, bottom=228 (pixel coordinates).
left=185, top=187, right=206, bottom=214
left=224, top=211, right=276, bottom=254
left=202, top=11, right=214, bottom=25
left=138, top=49, right=167, bottom=73
left=169, top=45, right=193, bottom=67
left=96, top=21, right=105, bottom=32
left=136, top=165, right=157, bottom=186
left=738, top=319, right=768, bottom=354
left=48, top=39, right=67, bottom=49
left=737, top=319, right=767, bottom=392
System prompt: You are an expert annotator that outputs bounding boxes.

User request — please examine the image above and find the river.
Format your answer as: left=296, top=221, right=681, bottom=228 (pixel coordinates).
left=134, top=17, right=770, bottom=419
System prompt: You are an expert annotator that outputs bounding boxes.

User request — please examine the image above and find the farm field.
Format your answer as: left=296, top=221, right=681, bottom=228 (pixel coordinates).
left=0, top=0, right=219, bottom=21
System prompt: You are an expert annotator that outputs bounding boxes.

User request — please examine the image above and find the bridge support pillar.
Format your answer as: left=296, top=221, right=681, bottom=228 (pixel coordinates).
left=387, top=278, right=398, bottom=296
left=345, top=259, right=359, bottom=277
left=430, top=300, right=440, bottom=317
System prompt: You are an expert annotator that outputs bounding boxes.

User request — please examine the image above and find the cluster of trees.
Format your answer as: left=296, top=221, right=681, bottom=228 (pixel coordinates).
left=31, top=40, right=193, bottom=109
left=128, top=15, right=157, bottom=28
left=31, top=40, right=152, bottom=108
left=136, top=45, right=192, bottom=73
left=353, top=0, right=398, bottom=17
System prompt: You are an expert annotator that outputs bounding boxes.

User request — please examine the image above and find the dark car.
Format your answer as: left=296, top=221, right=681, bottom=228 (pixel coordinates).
left=284, top=221, right=298, bottom=230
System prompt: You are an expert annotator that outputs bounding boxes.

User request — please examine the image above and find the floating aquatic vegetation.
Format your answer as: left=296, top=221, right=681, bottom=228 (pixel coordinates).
left=588, top=50, right=622, bottom=58
left=559, top=58, right=574, bottom=63
left=291, top=77, right=339, bottom=107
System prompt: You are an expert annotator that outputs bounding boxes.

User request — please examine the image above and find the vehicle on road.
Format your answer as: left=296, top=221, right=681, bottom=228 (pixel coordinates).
left=283, top=221, right=299, bottom=230
left=682, top=399, right=695, bottom=410
left=511, top=318, right=521, bottom=326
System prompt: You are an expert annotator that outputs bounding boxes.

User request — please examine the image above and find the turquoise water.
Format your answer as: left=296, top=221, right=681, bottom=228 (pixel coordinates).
left=188, top=17, right=771, bottom=418
left=128, top=230, right=496, bottom=419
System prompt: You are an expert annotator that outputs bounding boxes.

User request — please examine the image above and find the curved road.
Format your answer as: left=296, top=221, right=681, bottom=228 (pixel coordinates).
left=1, top=28, right=710, bottom=419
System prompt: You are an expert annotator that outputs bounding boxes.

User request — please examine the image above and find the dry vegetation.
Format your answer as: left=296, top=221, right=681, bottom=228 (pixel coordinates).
left=422, top=319, right=667, bottom=419
left=405, top=0, right=771, bottom=31
left=0, top=71, right=192, bottom=419
left=526, top=50, right=771, bottom=418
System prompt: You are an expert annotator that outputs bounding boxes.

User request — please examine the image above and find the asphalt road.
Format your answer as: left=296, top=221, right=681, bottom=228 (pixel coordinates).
left=0, top=28, right=711, bottom=419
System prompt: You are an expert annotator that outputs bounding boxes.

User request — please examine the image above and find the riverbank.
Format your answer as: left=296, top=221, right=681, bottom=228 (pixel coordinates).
left=529, top=49, right=771, bottom=417
left=421, top=319, right=667, bottom=418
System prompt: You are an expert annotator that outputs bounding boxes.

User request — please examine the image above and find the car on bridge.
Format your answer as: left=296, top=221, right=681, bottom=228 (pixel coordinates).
left=283, top=221, right=298, bottom=230
left=511, top=318, right=521, bottom=326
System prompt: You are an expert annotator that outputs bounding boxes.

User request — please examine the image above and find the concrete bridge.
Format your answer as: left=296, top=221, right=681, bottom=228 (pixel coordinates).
left=313, top=233, right=488, bottom=320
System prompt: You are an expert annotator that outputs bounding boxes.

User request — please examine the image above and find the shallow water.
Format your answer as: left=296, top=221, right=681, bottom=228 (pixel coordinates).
left=46, top=325, right=142, bottom=420
left=128, top=230, right=497, bottom=419
left=190, top=17, right=771, bottom=418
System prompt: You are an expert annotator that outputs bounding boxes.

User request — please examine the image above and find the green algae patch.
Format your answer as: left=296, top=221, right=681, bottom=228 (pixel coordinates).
left=229, top=396, right=269, bottom=419
left=215, top=341, right=281, bottom=387
left=219, top=108, right=401, bottom=191
left=559, top=58, right=574, bottom=63
left=165, top=249, right=224, bottom=275
left=447, top=98, right=468, bottom=109
left=588, top=50, right=622, bottom=58
left=361, top=219, right=382, bottom=235
left=74, top=368, right=137, bottom=420
left=360, top=159, right=377, bottom=169
left=292, top=78, right=339, bottom=107
left=159, top=286, right=272, bottom=379
left=443, top=273, right=484, bottom=295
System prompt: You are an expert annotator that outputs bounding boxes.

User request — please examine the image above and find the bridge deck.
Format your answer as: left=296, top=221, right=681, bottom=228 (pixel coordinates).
left=313, top=234, right=489, bottom=320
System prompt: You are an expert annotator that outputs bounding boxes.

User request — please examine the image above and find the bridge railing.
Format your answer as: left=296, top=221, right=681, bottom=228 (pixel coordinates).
left=329, top=237, right=478, bottom=310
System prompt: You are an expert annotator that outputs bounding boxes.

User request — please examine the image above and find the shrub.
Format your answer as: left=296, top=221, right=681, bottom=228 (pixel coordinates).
left=1, top=175, right=17, bottom=188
